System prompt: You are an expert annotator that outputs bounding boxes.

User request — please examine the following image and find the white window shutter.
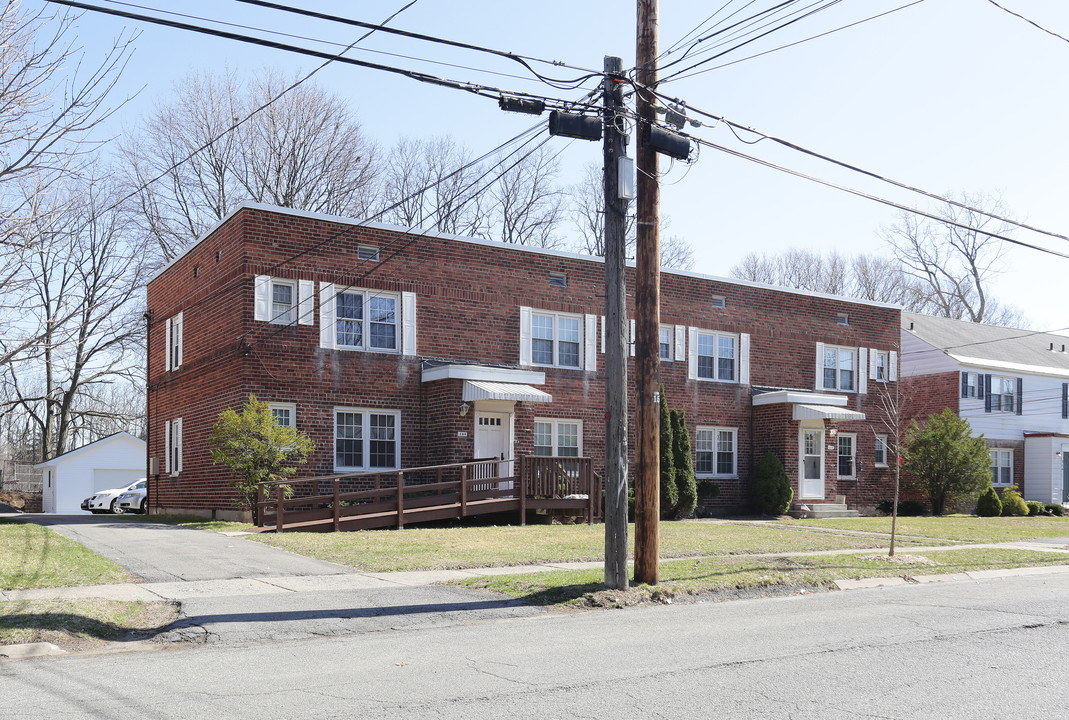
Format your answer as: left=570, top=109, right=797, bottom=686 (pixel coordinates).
left=254, top=275, right=271, bottom=321
left=519, top=306, right=532, bottom=366
left=868, top=348, right=878, bottom=379
left=319, top=283, right=336, bottom=349
left=815, top=342, right=825, bottom=390
left=298, top=280, right=315, bottom=325
left=164, top=420, right=171, bottom=475
left=402, top=292, right=417, bottom=356
left=629, top=319, right=636, bottom=357
left=600, top=316, right=605, bottom=354
left=164, top=317, right=173, bottom=372
left=889, top=350, right=898, bottom=381
left=174, top=311, right=183, bottom=369
left=584, top=314, right=597, bottom=371
left=688, top=327, right=698, bottom=380
left=857, top=347, right=868, bottom=395
left=740, top=333, right=751, bottom=385
left=674, top=325, right=686, bottom=362
left=175, top=418, right=183, bottom=473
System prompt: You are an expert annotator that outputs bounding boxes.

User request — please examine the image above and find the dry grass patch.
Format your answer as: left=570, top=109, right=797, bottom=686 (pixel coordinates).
left=247, top=520, right=899, bottom=572
left=0, top=598, right=179, bottom=652
left=791, top=515, right=1069, bottom=543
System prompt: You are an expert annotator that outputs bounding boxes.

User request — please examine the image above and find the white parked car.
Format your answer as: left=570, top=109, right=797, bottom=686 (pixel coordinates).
left=86, top=479, right=146, bottom=515
left=116, top=484, right=148, bottom=514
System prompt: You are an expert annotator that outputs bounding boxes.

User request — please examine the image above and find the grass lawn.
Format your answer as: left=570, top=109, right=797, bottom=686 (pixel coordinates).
left=0, top=598, right=179, bottom=649
left=115, top=513, right=255, bottom=533
left=0, top=520, right=134, bottom=590
left=456, top=547, right=1069, bottom=607
left=790, top=515, right=1069, bottom=543
left=248, top=520, right=921, bottom=572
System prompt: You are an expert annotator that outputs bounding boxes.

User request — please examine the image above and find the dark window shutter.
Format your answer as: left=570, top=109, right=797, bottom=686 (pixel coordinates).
left=978, top=374, right=985, bottom=399
left=1016, top=377, right=1023, bottom=416
left=984, top=375, right=992, bottom=413
left=961, top=372, right=968, bottom=398
left=1062, top=383, right=1067, bottom=419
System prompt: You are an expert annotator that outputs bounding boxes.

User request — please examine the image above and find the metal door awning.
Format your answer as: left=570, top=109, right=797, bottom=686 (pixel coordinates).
left=462, top=380, right=552, bottom=403
left=792, top=404, right=866, bottom=421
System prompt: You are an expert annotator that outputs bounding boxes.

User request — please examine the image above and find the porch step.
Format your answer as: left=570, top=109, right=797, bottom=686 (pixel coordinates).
left=789, top=502, right=860, bottom=519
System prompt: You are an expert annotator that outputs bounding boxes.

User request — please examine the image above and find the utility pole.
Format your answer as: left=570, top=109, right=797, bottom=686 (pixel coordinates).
left=634, top=0, right=660, bottom=585
left=602, top=55, right=629, bottom=590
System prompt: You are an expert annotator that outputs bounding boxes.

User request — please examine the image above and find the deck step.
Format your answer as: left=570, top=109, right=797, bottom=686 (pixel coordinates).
left=789, top=502, right=859, bottom=519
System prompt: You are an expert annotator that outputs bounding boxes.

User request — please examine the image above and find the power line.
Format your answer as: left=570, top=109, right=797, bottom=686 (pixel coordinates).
left=986, top=0, right=1069, bottom=45
left=663, top=0, right=925, bottom=82
left=232, top=0, right=603, bottom=88
left=637, top=89, right=1069, bottom=245
left=686, top=132, right=1069, bottom=261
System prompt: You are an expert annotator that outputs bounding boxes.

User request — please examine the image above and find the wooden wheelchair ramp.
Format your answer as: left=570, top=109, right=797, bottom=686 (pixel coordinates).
left=256, top=457, right=600, bottom=533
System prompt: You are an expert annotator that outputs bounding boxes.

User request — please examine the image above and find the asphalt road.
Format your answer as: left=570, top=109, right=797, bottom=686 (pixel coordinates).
left=3, top=570, right=1068, bottom=718
left=20, top=514, right=353, bottom=582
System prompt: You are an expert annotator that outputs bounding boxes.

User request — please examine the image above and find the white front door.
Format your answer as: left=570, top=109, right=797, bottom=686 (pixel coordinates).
left=474, top=411, right=512, bottom=480
left=799, top=428, right=825, bottom=499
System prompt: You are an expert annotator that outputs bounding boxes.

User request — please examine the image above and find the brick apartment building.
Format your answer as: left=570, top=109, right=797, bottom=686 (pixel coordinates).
left=146, top=204, right=902, bottom=520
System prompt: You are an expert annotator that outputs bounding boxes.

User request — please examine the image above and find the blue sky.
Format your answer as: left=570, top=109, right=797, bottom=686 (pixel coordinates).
left=40, top=0, right=1069, bottom=333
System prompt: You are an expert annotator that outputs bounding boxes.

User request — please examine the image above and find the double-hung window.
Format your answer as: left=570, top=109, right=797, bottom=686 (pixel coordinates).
left=533, top=419, right=582, bottom=457
left=990, top=449, right=1012, bottom=486
left=271, top=280, right=297, bottom=325
left=990, top=376, right=1015, bottom=413
left=335, top=291, right=399, bottom=352
left=965, top=372, right=978, bottom=398
left=695, top=427, right=737, bottom=477
left=334, top=409, right=400, bottom=472
left=874, top=435, right=888, bottom=467
left=837, top=433, right=856, bottom=478
left=165, top=312, right=183, bottom=371
left=659, top=326, right=673, bottom=361
left=696, top=332, right=736, bottom=382
left=269, top=403, right=295, bottom=429
left=874, top=351, right=888, bottom=382
left=532, top=312, right=582, bottom=369
left=823, top=345, right=856, bottom=391
left=164, top=418, right=183, bottom=476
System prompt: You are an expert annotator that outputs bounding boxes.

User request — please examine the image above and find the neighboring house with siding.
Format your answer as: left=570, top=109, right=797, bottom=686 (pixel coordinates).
left=900, top=312, right=1069, bottom=505
left=33, top=432, right=146, bottom=514
left=146, top=203, right=902, bottom=521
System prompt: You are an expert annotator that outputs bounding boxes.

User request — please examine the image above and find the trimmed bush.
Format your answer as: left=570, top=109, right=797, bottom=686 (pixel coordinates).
left=999, top=488, right=1029, bottom=517
left=1026, top=500, right=1046, bottom=517
left=750, top=452, right=793, bottom=516
left=671, top=409, right=697, bottom=518
left=1045, top=503, right=1065, bottom=517
left=975, top=485, right=1002, bottom=517
left=659, top=386, right=677, bottom=519
left=876, top=499, right=928, bottom=516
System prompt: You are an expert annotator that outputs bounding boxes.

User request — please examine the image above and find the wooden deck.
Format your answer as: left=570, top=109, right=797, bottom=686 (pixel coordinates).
left=256, top=456, right=600, bottom=533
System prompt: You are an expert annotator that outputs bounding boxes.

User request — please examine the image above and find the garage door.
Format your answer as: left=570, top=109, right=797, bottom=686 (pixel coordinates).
left=92, top=469, right=145, bottom=493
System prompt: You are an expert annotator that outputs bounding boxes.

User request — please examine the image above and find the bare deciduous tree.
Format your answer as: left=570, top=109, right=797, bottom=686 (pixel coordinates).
left=2, top=175, right=148, bottom=460
left=881, top=193, right=1025, bottom=327
left=569, top=162, right=694, bottom=270
left=491, top=145, right=567, bottom=249
left=120, top=68, right=379, bottom=262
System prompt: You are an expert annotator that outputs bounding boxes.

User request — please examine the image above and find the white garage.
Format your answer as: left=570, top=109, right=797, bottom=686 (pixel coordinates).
left=35, top=432, right=146, bottom=514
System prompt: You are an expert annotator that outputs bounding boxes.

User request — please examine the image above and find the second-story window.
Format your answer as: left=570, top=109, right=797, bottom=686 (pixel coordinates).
left=532, top=312, right=582, bottom=369
left=659, top=326, right=673, bottom=361
left=271, top=280, right=297, bottom=325
left=823, top=345, right=856, bottom=391
left=335, top=291, right=398, bottom=352
left=696, top=332, right=736, bottom=381
left=990, top=376, right=1015, bottom=413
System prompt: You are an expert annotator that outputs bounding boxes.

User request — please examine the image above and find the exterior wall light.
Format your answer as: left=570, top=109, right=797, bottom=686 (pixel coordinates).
left=459, top=403, right=470, bottom=417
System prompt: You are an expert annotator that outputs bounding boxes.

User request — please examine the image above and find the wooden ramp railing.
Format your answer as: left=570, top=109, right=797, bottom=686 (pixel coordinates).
left=256, top=456, right=600, bottom=533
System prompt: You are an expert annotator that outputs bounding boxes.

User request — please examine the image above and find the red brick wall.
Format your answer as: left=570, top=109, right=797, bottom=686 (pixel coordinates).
left=147, top=206, right=905, bottom=517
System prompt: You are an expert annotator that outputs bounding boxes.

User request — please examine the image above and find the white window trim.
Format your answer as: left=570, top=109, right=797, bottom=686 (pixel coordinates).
left=319, top=285, right=416, bottom=356
left=817, top=343, right=862, bottom=393
left=165, top=311, right=183, bottom=372
left=528, top=310, right=587, bottom=370
left=333, top=408, right=401, bottom=473
left=333, top=288, right=403, bottom=354
left=868, top=349, right=899, bottom=383
left=164, top=418, right=182, bottom=477
left=268, top=402, right=297, bottom=428
left=695, top=426, right=738, bottom=479
left=659, top=325, right=674, bottom=362
left=874, top=434, right=889, bottom=468
left=693, top=330, right=740, bottom=383
left=533, top=418, right=583, bottom=456
left=254, top=275, right=313, bottom=326
left=990, top=449, right=1013, bottom=487
left=837, top=432, right=857, bottom=479
left=990, top=375, right=1016, bottom=414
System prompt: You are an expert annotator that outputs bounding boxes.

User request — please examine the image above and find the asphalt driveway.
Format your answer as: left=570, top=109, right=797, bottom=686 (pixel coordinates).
left=13, top=514, right=354, bottom=583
